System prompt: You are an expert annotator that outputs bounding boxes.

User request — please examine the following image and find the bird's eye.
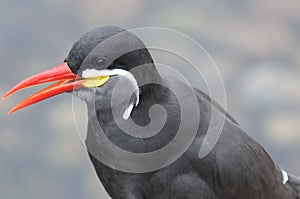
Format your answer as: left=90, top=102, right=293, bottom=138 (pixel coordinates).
left=95, top=58, right=107, bottom=70
left=97, top=58, right=104, bottom=64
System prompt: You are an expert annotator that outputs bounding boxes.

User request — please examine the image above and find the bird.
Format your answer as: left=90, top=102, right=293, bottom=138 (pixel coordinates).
left=2, top=25, right=300, bottom=199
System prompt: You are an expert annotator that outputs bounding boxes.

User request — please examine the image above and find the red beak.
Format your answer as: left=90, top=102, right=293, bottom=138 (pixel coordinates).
left=2, top=62, right=84, bottom=114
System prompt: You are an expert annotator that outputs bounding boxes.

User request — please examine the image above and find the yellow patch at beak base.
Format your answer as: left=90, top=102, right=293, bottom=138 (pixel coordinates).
left=82, top=76, right=110, bottom=88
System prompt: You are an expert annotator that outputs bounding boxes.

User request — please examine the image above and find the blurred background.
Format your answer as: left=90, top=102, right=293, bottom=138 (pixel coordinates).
left=1, top=1, right=300, bottom=198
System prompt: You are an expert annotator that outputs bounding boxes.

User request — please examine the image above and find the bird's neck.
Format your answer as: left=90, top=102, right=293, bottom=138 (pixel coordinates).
left=86, top=77, right=178, bottom=153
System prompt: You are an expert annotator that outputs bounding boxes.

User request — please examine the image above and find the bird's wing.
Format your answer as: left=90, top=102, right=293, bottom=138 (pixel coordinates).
left=187, top=89, right=298, bottom=198
left=194, top=88, right=240, bottom=125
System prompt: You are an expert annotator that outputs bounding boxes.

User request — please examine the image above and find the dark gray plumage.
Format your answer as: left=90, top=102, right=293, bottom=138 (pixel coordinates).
left=66, top=26, right=300, bottom=199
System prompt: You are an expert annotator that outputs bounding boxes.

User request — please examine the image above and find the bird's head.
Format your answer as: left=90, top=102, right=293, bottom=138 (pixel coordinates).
left=2, top=26, right=161, bottom=114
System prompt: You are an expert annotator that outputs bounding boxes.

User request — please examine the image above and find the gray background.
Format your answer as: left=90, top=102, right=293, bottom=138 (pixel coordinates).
left=1, top=1, right=300, bottom=198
